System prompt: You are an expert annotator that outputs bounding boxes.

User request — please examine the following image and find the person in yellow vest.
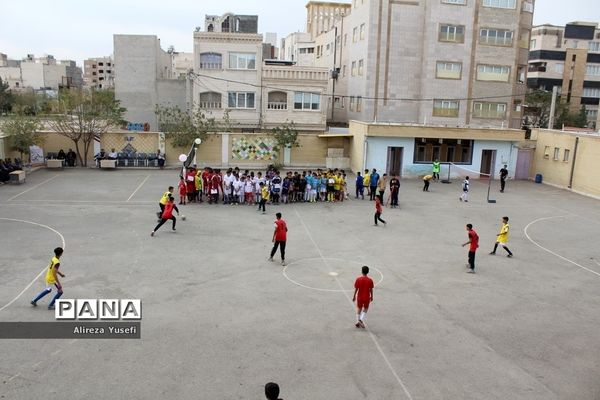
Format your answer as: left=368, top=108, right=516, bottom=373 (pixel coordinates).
left=363, top=169, right=371, bottom=198
left=490, top=216, right=513, bottom=257
left=195, top=170, right=203, bottom=202
left=158, top=186, right=174, bottom=219
left=423, top=174, right=433, bottom=191
left=258, top=181, right=269, bottom=214
left=432, top=160, right=441, bottom=181
left=31, top=247, right=65, bottom=310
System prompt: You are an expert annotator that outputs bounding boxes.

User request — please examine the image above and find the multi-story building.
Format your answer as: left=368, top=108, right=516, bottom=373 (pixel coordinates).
left=0, top=53, right=22, bottom=90
left=0, top=54, right=83, bottom=91
left=83, top=57, right=114, bottom=89
left=114, top=35, right=190, bottom=131
left=280, top=32, right=316, bottom=66
left=304, top=0, right=533, bottom=130
left=528, top=22, right=600, bottom=129
left=193, top=13, right=328, bottom=133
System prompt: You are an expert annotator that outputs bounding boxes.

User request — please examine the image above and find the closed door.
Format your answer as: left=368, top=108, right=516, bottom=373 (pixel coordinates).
left=515, top=149, right=532, bottom=180
left=386, top=147, right=403, bottom=177
left=480, top=150, right=496, bottom=178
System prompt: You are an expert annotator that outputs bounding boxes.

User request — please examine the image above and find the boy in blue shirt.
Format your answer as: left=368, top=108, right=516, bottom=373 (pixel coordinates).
left=355, top=172, right=364, bottom=199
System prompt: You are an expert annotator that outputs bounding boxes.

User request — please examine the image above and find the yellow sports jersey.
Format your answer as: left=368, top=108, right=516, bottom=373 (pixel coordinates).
left=497, top=223, right=510, bottom=243
left=45, top=256, right=60, bottom=285
left=423, top=175, right=433, bottom=181
left=261, top=186, right=270, bottom=200
left=159, top=191, right=171, bottom=205
left=195, top=174, right=202, bottom=190
left=363, top=173, right=370, bottom=186
left=334, top=176, right=342, bottom=190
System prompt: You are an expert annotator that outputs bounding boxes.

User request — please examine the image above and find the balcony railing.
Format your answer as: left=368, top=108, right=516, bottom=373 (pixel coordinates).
left=199, top=101, right=222, bottom=109
left=199, top=62, right=222, bottom=70
left=267, top=102, right=288, bottom=110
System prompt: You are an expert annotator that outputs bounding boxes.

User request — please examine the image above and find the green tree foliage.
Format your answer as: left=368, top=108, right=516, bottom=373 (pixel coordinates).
left=0, top=114, right=44, bottom=161
left=270, top=121, right=300, bottom=152
left=155, top=104, right=220, bottom=148
left=555, top=105, right=589, bottom=129
left=524, top=91, right=553, bottom=128
left=48, top=89, right=125, bottom=166
left=0, top=77, right=14, bottom=115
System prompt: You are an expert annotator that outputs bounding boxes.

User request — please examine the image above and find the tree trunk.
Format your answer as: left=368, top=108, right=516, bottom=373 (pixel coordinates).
left=72, top=139, right=83, bottom=167
left=82, top=135, right=92, bottom=168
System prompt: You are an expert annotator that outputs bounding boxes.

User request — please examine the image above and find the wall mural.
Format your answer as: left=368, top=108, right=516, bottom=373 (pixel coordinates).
left=231, top=137, right=278, bottom=161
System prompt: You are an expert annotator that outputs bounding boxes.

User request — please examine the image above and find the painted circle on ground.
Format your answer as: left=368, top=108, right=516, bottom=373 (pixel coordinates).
left=282, top=257, right=383, bottom=292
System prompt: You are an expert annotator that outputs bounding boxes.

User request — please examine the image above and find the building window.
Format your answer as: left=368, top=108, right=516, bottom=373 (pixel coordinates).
left=442, top=0, right=466, bottom=4
left=342, top=65, right=346, bottom=76
left=334, top=96, right=344, bottom=109
left=349, top=96, right=355, bottom=111
left=583, top=87, right=600, bottom=98
left=586, top=109, right=598, bottom=120
left=299, top=48, right=307, bottom=54
left=294, top=92, right=320, bottom=110
left=476, top=64, right=510, bottom=82
left=99, top=62, right=104, bottom=66
left=554, top=63, right=564, bottom=74
left=589, top=42, right=600, bottom=52
left=200, top=52, right=222, bottom=69
left=351, top=61, right=357, bottom=76
left=267, top=91, right=288, bottom=110
left=543, top=146, right=550, bottom=158
left=563, top=149, right=570, bottom=162
left=92, top=72, right=97, bottom=76
left=360, top=24, right=366, bottom=40
left=473, top=102, right=507, bottom=118
left=358, top=59, right=364, bottom=76
left=517, top=65, right=526, bottom=83
left=199, top=92, right=222, bottom=109
left=436, top=61, right=462, bottom=79
left=522, top=0, right=534, bottom=12
left=414, top=138, right=473, bottom=164
left=353, top=27, right=358, bottom=43
left=553, top=147, right=560, bottom=161
left=586, top=64, right=600, bottom=76
left=482, top=0, right=516, bottom=9
left=356, top=96, right=362, bottom=112
left=480, top=28, right=513, bottom=46
left=433, top=100, right=460, bottom=117
left=227, top=92, right=255, bottom=109
left=439, top=24, right=465, bottom=43
left=229, top=53, right=256, bottom=70
left=530, top=39, right=536, bottom=49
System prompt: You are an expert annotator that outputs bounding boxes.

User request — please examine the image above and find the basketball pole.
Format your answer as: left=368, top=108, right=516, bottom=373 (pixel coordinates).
left=487, top=174, right=496, bottom=203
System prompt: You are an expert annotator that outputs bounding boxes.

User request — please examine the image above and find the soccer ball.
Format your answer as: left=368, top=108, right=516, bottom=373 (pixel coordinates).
left=181, top=215, right=186, bottom=221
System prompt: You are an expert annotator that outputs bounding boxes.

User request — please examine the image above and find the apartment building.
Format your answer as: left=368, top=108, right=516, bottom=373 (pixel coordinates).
left=305, top=0, right=533, bottom=129
left=280, top=32, right=316, bottom=66
left=193, top=13, right=328, bottom=133
left=0, top=54, right=82, bottom=90
left=528, top=22, right=600, bottom=129
left=83, top=57, right=114, bottom=89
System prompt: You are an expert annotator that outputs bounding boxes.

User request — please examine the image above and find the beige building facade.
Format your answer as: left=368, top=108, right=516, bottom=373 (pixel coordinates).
left=83, top=57, right=114, bottom=89
left=303, top=0, right=533, bottom=129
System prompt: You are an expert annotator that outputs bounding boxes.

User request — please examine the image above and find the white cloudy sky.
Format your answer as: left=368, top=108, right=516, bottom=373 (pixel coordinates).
left=0, top=0, right=598, bottom=65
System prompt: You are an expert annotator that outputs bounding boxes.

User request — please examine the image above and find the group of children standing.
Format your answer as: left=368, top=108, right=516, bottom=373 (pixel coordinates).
left=175, top=166, right=353, bottom=206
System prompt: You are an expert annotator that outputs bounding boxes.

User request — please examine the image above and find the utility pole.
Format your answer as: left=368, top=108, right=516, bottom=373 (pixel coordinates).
left=331, top=26, right=338, bottom=123
left=548, top=86, right=559, bottom=129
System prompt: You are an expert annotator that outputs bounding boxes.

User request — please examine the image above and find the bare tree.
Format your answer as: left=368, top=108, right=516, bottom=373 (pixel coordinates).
left=48, top=89, right=125, bottom=166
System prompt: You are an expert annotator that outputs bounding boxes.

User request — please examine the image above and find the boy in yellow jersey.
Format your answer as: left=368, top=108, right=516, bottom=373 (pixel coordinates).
left=195, top=171, right=203, bottom=202
left=258, top=181, right=269, bottom=214
left=158, top=186, right=174, bottom=220
left=31, top=247, right=65, bottom=310
left=490, top=216, right=513, bottom=257
left=363, top=169, right=371, bottom=197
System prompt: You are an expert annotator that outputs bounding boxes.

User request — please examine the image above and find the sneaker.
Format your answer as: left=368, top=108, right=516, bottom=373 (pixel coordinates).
left=268, top=257, right=273, bottom=262
left=464, top=200, right=468, bottom=202
left=459, top=198, right=463, bottom=201
left=262, top=211, right=266, bottom=215
left=150, top=231, right=155, bottom=237
left=355, top=322, right=361, bottom=328
left=48, top=305, right=55, bottom=310
left=172, top=228, right=176, bottom=231
left=507, top=254, right=513, bottom=258
left=358, top=320, right=365, bottom=328
left=281, top=261, right=286, bottom=266
left=466, top=269, right=475, bottom=274
left=30, top=300, right=37, bottom=307
left=489, top=252, right=496, bottom=255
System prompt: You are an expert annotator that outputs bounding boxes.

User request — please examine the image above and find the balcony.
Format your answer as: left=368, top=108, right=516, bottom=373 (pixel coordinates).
left=199, top=101, right=222, bottom=110
left=199, top=62, right=222, bottom=70
left=267, top=102, right=287, bottom=110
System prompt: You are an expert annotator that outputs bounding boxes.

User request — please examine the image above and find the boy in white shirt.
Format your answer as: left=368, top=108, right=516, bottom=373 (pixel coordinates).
left=244, top=176, right=254, bottom=205
left=460, top=176, right=470, bottom=202
left=254, top=172, right=265, bottom=204
left=232, top=175, right=243, bottom=205
left=223, top=170, right=235, bottom=204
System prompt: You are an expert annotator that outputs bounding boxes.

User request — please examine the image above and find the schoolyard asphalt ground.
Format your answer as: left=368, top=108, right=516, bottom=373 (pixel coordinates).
left=0, top=168, right=599, bottom=400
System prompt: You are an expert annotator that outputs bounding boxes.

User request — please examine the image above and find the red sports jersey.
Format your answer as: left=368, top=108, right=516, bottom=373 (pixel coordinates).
left=354, top=276, right=374, bottom=301
left=469, top=230, right=479, bottom=252
left=178, top=181, right=187, bottom=195
left=162, top=202, right=175, bottom=219
left=375, top=197, right=382, bottom=213
left=274, top=219, right=287, bottom=241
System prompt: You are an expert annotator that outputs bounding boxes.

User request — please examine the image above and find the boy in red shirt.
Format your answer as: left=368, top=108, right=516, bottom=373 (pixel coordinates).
left=268, top=212, right=288, bottom=266
left=353, top=266, right=374, bottom=328
left=151, top=196, right=179, bottom=236
left=462, top=223, right=479, bottom=273
left=374, top=194, right=387, bottom=226
left=178, top=176, right=187, bottom=205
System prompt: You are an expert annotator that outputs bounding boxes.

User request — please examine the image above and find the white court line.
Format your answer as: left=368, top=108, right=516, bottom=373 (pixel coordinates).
left=127, top=175, right=151, bottom=202
left=0, top=218, right=66, bottom=312
left=6, top=175, right=59, bottom=202
left=524, top=215, right=600, bottom=278
left=292, top=207, right=413, bottom=400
